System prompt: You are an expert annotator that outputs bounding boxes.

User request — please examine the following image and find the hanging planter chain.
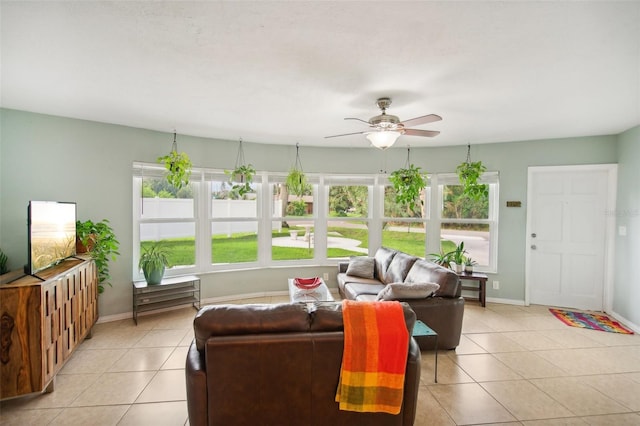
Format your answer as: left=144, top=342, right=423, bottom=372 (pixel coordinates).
left=234, top=138, right=246, bottom=170
left=294, top=142, right=303, bottom=172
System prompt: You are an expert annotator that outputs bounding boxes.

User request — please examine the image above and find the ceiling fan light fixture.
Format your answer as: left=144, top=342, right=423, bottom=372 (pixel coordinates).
left=366, top=130, right=402, bottom=150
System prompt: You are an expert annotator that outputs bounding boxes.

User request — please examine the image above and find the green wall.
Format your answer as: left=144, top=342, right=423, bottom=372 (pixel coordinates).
left=613, top=125, right=640, bottom=326
left=1, top=108, right=630, bottom=320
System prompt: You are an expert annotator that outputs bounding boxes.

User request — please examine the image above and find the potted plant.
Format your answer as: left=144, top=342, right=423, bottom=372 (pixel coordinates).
left=139, top=242, right=170, bottom=285
left=464, top=256, right=477, bottom=273
left=429, top=250, right=452, bottom=269
left=456, top=144, right=487, bottom=200
left=0, top=248, right=8, bottom=274
left=286, top=168, right=309, bottom=197
left=389, top=163, right=426, bottom=212
left=389, top=147, right=426, bottom=212
left=286, top=143, right=309, bottom=197
left=158, top=131, right=192, bottom=189
left=449, top=241, right=467, bottom=274
left=225, top=138, right=255, bottom=197
left=226, top=164, right=256, bottom=197
left=76, top=219, right=120, bottom=293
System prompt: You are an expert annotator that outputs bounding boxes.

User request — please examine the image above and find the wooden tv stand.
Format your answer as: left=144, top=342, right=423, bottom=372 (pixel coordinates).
left=0, top=257, right=98, bottom=400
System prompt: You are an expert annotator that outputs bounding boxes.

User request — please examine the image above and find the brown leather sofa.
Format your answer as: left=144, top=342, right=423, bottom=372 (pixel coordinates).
left=338, top=247, right=464, bottom=350
left=186, top=302, right=421, bottom=426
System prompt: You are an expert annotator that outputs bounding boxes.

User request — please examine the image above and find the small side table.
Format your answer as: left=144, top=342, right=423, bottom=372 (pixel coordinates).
left=412, top=320, right=438, bottom=383
left=458, top=271, right=488, bottom=307
left=132, top=275, right=201, bottom=324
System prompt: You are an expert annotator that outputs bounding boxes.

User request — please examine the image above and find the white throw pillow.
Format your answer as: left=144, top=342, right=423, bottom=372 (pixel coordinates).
left=346, top=256, right=375, bottom=279
left=376, top=282, right=440, bottom=301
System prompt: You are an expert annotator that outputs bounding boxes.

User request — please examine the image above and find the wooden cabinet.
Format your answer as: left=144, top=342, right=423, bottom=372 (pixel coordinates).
left=0, top=257, right=98, bottom=400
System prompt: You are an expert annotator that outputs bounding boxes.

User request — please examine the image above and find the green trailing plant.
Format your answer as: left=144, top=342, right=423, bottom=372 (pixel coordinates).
left=76, top=219, right=120, bottom=293
left=456, top=144, right=487, bottom=200
left=286, top=143, right=310, bottom=197
left=158, top=131, right=192, bottom=189
left=225, top=139, right=255, bottom=197
left=138, top=242, right=171, bottom=285
left=389, top=147, right=426, bottom=212
left=0, top=248, right=8, bottom=274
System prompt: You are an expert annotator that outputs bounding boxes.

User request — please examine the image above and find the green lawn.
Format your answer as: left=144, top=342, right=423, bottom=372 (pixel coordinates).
left=142, top=227, right=454, bottom=265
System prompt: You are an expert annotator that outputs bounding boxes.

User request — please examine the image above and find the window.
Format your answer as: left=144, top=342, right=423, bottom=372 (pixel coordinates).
left=209, top=172, right=259, bottom=265
left=381, top=180, right=430, bottom=257
left=436, top=173, right=499, bottom=272
left=133, top=164, right=499, bottom=276
left=133, top=164, right=199, bottom=279
left=269, top=175, right=316, bottom=261
left=325, top=177, right=372, bottom=259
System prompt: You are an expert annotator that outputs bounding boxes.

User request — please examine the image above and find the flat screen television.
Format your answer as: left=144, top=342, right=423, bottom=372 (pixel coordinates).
left=27, top=201, right=77, bottom=276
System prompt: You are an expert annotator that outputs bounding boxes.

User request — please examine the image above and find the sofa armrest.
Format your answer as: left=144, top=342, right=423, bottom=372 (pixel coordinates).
left=403, top=338, right=422, bottom=426
left=186, top=341, right=207, bottom=426
left=338, top=262, right=349, bottom=274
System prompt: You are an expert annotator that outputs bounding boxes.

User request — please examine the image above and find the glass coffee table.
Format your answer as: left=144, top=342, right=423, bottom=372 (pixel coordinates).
left=288, top=277, right=335, bottom=303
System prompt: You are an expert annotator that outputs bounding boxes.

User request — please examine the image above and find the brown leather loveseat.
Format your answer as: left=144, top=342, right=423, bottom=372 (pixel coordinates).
left=186, top=302, right=421, bottom=426
left=338, top=247, right=464, bottom=350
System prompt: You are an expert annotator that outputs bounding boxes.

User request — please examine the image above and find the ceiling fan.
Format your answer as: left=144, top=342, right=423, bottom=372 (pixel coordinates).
left=325, top=97, right=442, bottom=149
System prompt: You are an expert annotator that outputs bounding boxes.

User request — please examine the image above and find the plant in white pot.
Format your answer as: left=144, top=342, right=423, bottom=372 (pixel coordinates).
left=449, top=242, right=467, bottom=274
left=139, top=242, right=170, bottom=285
left=464, top=257, right=477, bottom=273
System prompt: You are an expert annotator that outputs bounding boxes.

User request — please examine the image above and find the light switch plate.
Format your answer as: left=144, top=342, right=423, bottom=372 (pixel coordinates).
left=619, top=226, right=627, bottom=236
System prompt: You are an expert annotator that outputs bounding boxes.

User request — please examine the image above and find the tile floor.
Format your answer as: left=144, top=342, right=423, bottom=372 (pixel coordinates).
left=1, top=297, right=640, bottom=425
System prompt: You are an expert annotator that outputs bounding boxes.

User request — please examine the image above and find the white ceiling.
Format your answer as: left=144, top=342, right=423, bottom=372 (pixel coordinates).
left=2, top=1, right=639, bottom=149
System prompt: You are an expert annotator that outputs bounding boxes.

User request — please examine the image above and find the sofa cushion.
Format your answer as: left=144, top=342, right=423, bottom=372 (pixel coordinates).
left=345, top=256, right=375, bottom=279
left=376, top=282, right=440, bottom=301
left=342, top=282, right=386, bottom=300
left=374, top=247, right=397, bottom=282
left=384, top=251, right=419, bottom=284
left=405, top=259, right=460, bottom=297
left=194, top=303, right=309, bottom=350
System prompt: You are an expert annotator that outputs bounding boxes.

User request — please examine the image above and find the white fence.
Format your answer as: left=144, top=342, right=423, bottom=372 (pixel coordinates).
left=140, top=198, right=284, bottom=241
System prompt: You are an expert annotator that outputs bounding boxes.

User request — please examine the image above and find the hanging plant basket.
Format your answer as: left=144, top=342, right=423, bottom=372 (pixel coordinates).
left=225, top=138, right=255, bottom=197
left=389, top=146, right=426, bottom=212
left=456, top=144, right=487, bottom=200
left=158, top=131, right=192, bottom=189
left=286, top=143, right=309, bottom=197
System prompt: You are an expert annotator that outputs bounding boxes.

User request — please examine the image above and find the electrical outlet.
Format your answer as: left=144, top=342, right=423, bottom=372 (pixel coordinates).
left=492, top=281, right=500, bottom=290
left=323, top=273, right=329, bottom=281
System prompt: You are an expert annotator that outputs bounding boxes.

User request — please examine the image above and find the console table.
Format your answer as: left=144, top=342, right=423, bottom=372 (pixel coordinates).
left=132, top=275, right=201, bottom=324
left=0, top=257, right=98, bottom=399
left=458, top=271, right=488, bottom=307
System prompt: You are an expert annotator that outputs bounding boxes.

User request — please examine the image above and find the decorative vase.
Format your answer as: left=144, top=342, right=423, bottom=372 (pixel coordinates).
left=144, top=266, right=165, bottom=285
left=454, top=263, right=464, bottom=274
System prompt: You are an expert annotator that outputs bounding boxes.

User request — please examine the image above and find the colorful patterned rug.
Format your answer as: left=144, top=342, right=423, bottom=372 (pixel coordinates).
left=549, top=308, right=634, bottom=334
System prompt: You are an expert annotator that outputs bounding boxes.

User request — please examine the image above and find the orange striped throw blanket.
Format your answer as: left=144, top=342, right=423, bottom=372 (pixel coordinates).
left=335, top=300, right=409, bottom=414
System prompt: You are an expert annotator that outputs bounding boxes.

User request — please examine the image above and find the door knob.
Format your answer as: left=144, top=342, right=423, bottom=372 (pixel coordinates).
left=531, top=233, right=537, bottom=238
left=531, top=245, right=537, bottom=250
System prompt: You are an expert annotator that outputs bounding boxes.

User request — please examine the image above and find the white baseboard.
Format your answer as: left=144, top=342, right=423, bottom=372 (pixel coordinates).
left=485, top=297, right=526, bottom=306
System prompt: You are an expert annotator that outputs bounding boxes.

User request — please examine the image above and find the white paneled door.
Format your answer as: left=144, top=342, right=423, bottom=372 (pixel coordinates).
left=526, top=165, right=617, bottom=311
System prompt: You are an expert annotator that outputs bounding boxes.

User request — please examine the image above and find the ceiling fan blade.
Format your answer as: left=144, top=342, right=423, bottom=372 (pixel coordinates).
left=400, top=114, right=442, bottom=127
left=324, top=131, right=367, bottom=139
left=403, top=129, right=440, bottom=137
left=344, top=117, right=371, bottom=125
